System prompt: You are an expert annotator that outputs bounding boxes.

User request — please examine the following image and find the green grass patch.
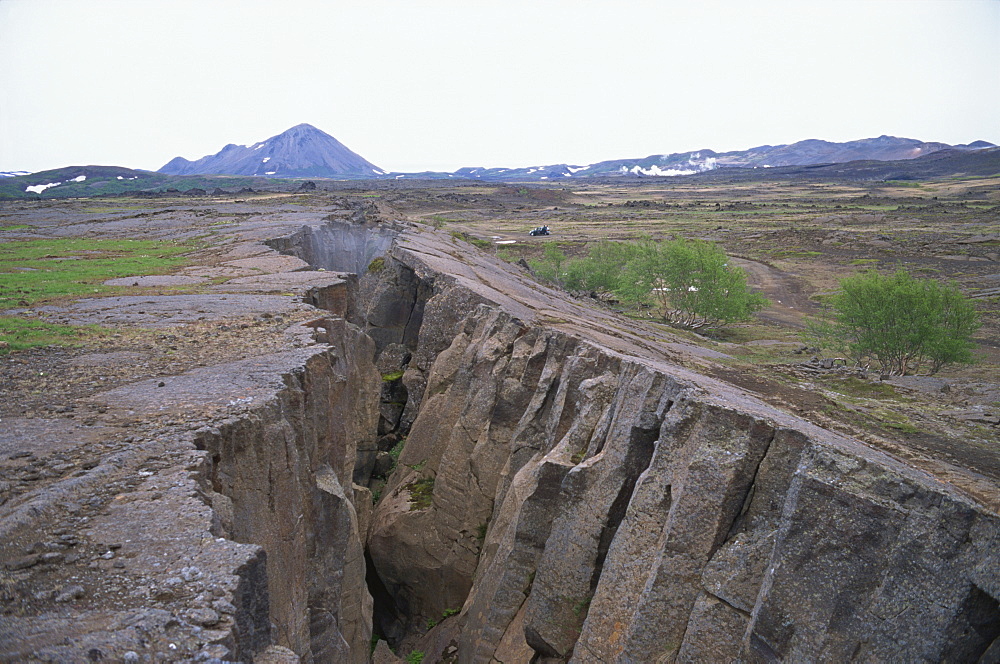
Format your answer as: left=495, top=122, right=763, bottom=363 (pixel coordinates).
left=876, top=409, right=920, bottom=434
left=388, top=438, right=406, bottom=461
left=448, top=230, right=494, bottom=250
left=822, top=376, right=899, bottom=399
left=0, top=224, right=31, bottom=231
left=849, top=259, right=879, bottom=266
left=0, top=316, right=101, bottom=354
left=382, top=369, right=405, bottom=382
left=497, top=246, right=529, bottom=262
left=770, top=248, right=823, bottom=259
left=0, top=237, right=193, bottom=308
left=406, top=477, right=435, bottom=510
left=0, top=237, right=195, bottom=352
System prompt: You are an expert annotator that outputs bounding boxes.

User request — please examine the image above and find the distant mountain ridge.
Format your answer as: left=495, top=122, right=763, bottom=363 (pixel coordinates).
left=158, top=123, right=384, bottom=178
left=155, top=124, right=993, bottom=181
left=4, top=146, right=998, bottom=200
left=8, top=129, right=995, bottom=194
left=437, top=135, right=996, bottom=181
left=696, top=146, right=1000, bottom=182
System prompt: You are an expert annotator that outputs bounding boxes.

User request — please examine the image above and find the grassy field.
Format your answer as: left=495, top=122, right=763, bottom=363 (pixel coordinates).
left=0, top=237, right=196, bottom=351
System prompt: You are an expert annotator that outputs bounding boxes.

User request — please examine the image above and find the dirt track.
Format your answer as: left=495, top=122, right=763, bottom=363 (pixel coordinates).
left=730, top=257, right=820, bottom=329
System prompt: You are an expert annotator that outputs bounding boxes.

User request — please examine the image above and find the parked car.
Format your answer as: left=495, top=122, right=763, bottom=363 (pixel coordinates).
left=529, top=225, right=551, bottom=236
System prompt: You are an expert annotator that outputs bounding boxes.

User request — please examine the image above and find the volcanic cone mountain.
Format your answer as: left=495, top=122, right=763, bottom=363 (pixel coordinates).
left=158, top=123, right=384, bottom=178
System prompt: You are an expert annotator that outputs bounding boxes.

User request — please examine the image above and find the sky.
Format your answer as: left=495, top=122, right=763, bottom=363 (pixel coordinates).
left=1, top=0, right=998, bottom=174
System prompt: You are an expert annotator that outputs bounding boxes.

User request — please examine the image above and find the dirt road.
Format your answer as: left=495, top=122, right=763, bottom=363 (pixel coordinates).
left=730, top=257, right=819, bottom=329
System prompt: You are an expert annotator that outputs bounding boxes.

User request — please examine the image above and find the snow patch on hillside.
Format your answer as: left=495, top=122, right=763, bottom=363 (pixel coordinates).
left=624, top=154, right=718, bottom=177
left=25, top=181, right=61, bottom=194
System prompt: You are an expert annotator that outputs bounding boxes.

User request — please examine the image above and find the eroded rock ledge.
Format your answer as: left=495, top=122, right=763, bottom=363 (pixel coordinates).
left=2, top=202, right=998, bottom=663
left=355, top=226, right=1000, bottom=663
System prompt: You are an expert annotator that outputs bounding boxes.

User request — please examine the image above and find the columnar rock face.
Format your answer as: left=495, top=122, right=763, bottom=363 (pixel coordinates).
left=194, top=319, right=381, bottom=663
left=0, top=320, right=382, bottom=662
left=357, top=225, right=1000, bottom=663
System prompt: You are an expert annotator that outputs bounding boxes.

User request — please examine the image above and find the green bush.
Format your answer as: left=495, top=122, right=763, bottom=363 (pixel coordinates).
left=818, top=269, right=979, bottom=375
left=406, top=650, right=425, bottom=664
left=530, top=238, right=765, bottom=329
left=563, top=240, right=641, bottom=292
left=528, top=242, right=567, bottom=285
left=616, top=238, right=767, bottom=328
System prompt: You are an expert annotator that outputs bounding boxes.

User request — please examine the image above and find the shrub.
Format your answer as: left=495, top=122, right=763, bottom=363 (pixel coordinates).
left=563, top=240, right=640, bottom=292
left=820, top=269, right=979, bottom=375
left=617, top=238, right=767, bottom=328
left=528, top=242, right=567, bottom=285
left=528, top=237, right=764, bottom=329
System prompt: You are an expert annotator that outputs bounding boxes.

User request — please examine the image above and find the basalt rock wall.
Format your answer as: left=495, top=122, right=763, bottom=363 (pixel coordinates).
left=266, top=210, right=399, bottom=276
left=193, top=319, right=381, bottom=663
left=354, top=225, right=1000, bottom=662
left=0, top=317, right=383, bottom=663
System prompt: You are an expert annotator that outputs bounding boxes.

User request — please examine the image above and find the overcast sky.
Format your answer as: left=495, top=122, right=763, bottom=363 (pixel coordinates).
left=1, top=0, right=998, bottom=174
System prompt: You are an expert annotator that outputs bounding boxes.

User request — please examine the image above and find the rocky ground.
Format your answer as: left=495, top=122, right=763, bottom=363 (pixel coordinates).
left=0, top=196, right=365, bottom=662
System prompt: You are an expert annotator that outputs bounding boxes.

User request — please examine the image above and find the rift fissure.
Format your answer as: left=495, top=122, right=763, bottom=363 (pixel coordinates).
left=247, top=217, right=1000, bottom=663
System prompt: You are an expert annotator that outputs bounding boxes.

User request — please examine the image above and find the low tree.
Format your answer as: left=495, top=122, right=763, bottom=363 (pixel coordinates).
left=617, top=238, right=767, bottom=328
left=528, top=242, right=567, bottom=286
left=563, top=240, right=640, bottom=292
left=821, top=269, right=979, bottom=375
